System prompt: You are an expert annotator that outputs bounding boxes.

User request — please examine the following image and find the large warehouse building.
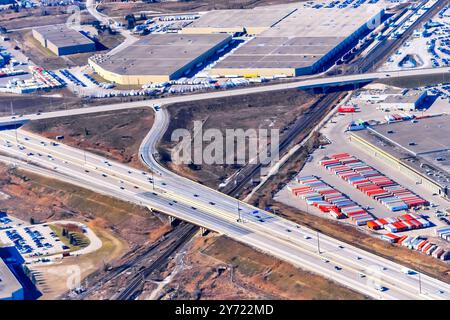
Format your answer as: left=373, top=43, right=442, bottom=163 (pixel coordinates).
left=209, top=4, right=387, bottom=77
left=89, top=33, right=231, bottom=85
left=90, top=1, right=389, bottom=84
left=351, top=114, right=450, bottom=199
left=32, top=25, right=96, bottom=56
left=0, top=257, right=23, bottom=301
left=181, top=6, right=297, bottom=35
left=379, top=90, right=428, bottom=111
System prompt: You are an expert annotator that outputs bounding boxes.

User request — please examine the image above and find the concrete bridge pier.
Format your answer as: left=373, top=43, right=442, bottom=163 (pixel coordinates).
left=200, top=227, right=209, bottom=236
left=168, top=215, right=181, bottom=227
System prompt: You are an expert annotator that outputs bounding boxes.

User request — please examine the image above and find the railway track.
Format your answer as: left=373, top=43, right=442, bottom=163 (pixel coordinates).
left=222, top=92, right=342, bottom=196
left=114, top=224, right=199, bottom=300
left=221, top=0, right=445, bottom=197
left=75, top=2, right=444, bottom=300
left=68, top=222, right=198, bottom=300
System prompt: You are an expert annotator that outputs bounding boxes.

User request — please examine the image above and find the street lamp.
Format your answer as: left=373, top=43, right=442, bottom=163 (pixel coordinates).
left=237, top=199, right=242, bottom=223
left=317, top=231, right=321, bottom=254
left=418, top=272, right=422, bottom=295
left=151, top=170, right=155, bottom=190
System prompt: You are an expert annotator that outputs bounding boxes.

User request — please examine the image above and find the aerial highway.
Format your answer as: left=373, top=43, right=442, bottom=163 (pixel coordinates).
left=0, top=66, right=449, bottom=127
left=0, top=129, right=449, bottom=300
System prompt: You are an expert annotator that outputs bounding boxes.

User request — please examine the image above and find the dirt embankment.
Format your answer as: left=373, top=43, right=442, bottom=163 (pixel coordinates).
left=0, top=89, right=83, bottom=116
left=1, top=89, right=161, bottom=117
left=158, top=89, right=319, bottom=188
left=0, top=165, right=170, bottom=298
left=23, top=108, right=154, bottom=170
left=155, top=235, right=368, bottom=300
left=0, top=166, right=167, bottom=248
left=0, top=6, right=72, bottom=30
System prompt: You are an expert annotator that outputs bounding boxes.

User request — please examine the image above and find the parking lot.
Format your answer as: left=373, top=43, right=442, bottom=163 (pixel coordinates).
left=275, top=83, right=450, bottom=242
left=0, top=213, right=101, bottom=265
left=0, top=212, right=26, bottom=230
left=0, top=224, right=69, bottom=259
left=380, top=3, right=450, bottom=72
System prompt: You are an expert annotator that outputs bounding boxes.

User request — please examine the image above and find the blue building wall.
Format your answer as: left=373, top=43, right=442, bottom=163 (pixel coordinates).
left=0, top=246, right=41, bottom=300
left=295, top=8, right=388, bottom=76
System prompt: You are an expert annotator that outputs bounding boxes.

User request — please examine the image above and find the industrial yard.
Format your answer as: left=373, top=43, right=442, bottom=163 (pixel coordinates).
left=275, top=81, right=450, bottom=267
left=0, top=0, right=449, bottom=307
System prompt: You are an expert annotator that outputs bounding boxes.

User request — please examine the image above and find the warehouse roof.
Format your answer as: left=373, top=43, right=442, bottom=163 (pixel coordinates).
left=183, top=6, right=297, bottom=31
left=33, top=25, right=95, bottom=48
left=214, top=36, right=342, bottom=69
left=365, top=114, right=450, bottom=156
left=382, top=91, right=425, bottom=104
left=90, top=33, right=231, bottom=77
left=353, top=114, right=450, bottom=188
left=0, top=259, right=22, bottom=300
left=261, top=6, right=383, bottom=38
left=211, top=4, right=385, bottom=71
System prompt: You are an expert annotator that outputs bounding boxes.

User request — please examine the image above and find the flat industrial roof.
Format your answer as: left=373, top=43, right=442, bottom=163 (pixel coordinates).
left=91, top=33, right=231, bottom=76
left=214, top=36, right=342, bottom=69
left=353, top=114, right=450, bottom=188
left=33, top=25, right=95, bottom=48
left=262, top=6, right=383, bottom=38
left=383, top=92, right=424, bottom=104
left=0, top=259, right=22, bottom=300
left=183, top=6, right=297, bottom=30
left=212, top=3, right=385, bottom=71
left=366, top=114, right=450, bottom=156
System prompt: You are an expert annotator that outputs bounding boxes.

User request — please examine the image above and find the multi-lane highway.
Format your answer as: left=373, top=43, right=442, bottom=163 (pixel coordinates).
left=0, top=129, right=449, bottom=300
left=1, top=66, right=449, bottom=127
left=0, top=0, right=446, bottom=301
left=0, top=67, right=447, bottom=300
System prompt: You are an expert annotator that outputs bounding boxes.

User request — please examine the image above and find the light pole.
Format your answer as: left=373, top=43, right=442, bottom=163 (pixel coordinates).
left=151, top=170, right=155, bottom=190
left=317, top=231, right=321, bottom=254
left=237, top=199, right=241, bottom=223
left=418, top=272, right=422, bottom=295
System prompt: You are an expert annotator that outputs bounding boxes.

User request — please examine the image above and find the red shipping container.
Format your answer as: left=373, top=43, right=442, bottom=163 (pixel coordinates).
left=338, top=106, right=356, bottom=113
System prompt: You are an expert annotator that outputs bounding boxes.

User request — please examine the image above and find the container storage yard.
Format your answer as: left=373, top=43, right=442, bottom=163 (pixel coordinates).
left=288, top=175, right=375, bottom=224
left=381, top=233, right=449, bottom=261
left=274, top=77, right=450, bottom=262
left=367, top=213, right=431, bottom=232
left=320, top=153, right=428, bottom=211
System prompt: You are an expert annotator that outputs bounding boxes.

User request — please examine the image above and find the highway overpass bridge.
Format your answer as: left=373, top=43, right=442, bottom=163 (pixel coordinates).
left=296, top=67, right=450, bottom=91
left=0, top=66, right=448, bottom=128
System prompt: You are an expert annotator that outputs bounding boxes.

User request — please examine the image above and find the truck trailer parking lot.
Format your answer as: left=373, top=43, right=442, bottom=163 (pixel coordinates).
left=275, top=84, right=450, bottom=242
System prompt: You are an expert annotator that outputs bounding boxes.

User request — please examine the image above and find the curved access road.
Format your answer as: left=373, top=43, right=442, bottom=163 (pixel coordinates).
left=136, top=102, right=450, bottom=300
left=2, top=129, right=450, bottom=300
